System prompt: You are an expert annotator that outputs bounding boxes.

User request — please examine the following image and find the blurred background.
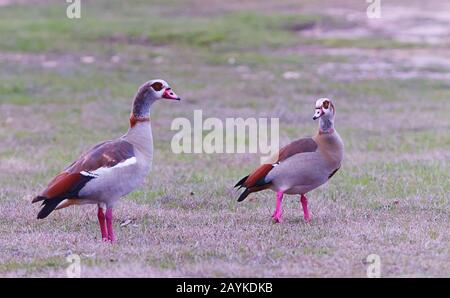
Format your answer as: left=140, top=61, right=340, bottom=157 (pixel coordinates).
left=0, top=0, right=449, bottom=277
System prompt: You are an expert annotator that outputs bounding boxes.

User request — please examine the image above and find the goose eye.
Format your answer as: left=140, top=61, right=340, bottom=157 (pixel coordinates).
left=151, top=82, right=163, bottom=91
left=323, top=100, right=329, bottom=109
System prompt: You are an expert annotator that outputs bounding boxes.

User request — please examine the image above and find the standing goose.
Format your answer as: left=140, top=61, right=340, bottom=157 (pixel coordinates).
left=235, top=98, right=343, bottom=222
left=32, top=79, right=181, bottom=241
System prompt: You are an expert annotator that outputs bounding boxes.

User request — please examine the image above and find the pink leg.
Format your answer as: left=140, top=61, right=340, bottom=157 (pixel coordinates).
left=105, top=208, right=115, bottom=242
left=272, top=191, right=284, bottom=223
left=97, top=206, right=108, bottom=241
left=300, top=194, right=310, bottom=222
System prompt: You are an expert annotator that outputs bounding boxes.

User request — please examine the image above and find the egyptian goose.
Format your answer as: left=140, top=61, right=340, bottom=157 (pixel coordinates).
left=235, top=98, right=343, bottom=222
left=32, top=79, right=180, bottom=241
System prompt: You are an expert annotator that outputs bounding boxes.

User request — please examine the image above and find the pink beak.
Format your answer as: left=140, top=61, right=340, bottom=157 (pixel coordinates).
left=162, top=88, right=181, bottom=100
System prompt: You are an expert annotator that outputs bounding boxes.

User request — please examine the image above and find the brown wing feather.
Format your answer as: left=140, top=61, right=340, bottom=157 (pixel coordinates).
left=235, top=137, right=318, bottom=202
left=277, top=137, right=318, bottom=162
left=67, top=140, right=134, bottom=173
left=243, top=164, right=274, bottom=188
left=241, top=137, right=317, bottom=188
left=40, top=173, right=81, bottom=199
left=33, top=139, right=135, bottom=203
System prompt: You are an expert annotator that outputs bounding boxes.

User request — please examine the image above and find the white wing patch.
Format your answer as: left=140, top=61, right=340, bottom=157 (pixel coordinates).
left=80, top=171, right=97, bottom=178
left=80, top=157, right=137, bottom=178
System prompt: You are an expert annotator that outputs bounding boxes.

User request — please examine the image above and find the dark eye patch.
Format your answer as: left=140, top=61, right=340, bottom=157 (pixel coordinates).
left=323, top=100, right=329, bottom=109
left=151, top=82, right=164, bottom=91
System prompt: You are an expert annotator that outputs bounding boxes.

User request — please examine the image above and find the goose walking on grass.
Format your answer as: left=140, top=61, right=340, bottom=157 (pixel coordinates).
left=32, top=79, right=181, bottom=241
left=235, top=98, right=344, bottom=222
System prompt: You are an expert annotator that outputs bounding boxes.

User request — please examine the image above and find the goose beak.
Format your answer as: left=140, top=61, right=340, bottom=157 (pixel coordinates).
left=313, top=108, right=323, bottom=120
left=162, top=88, right=181, bottom=100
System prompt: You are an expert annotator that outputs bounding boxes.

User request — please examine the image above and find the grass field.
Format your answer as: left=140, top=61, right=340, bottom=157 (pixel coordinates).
left=0, top=0, right=449, bottom=277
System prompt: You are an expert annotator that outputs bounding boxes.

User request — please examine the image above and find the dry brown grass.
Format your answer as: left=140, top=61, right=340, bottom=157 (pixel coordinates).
left=0, top=0, right=449, bottom=277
